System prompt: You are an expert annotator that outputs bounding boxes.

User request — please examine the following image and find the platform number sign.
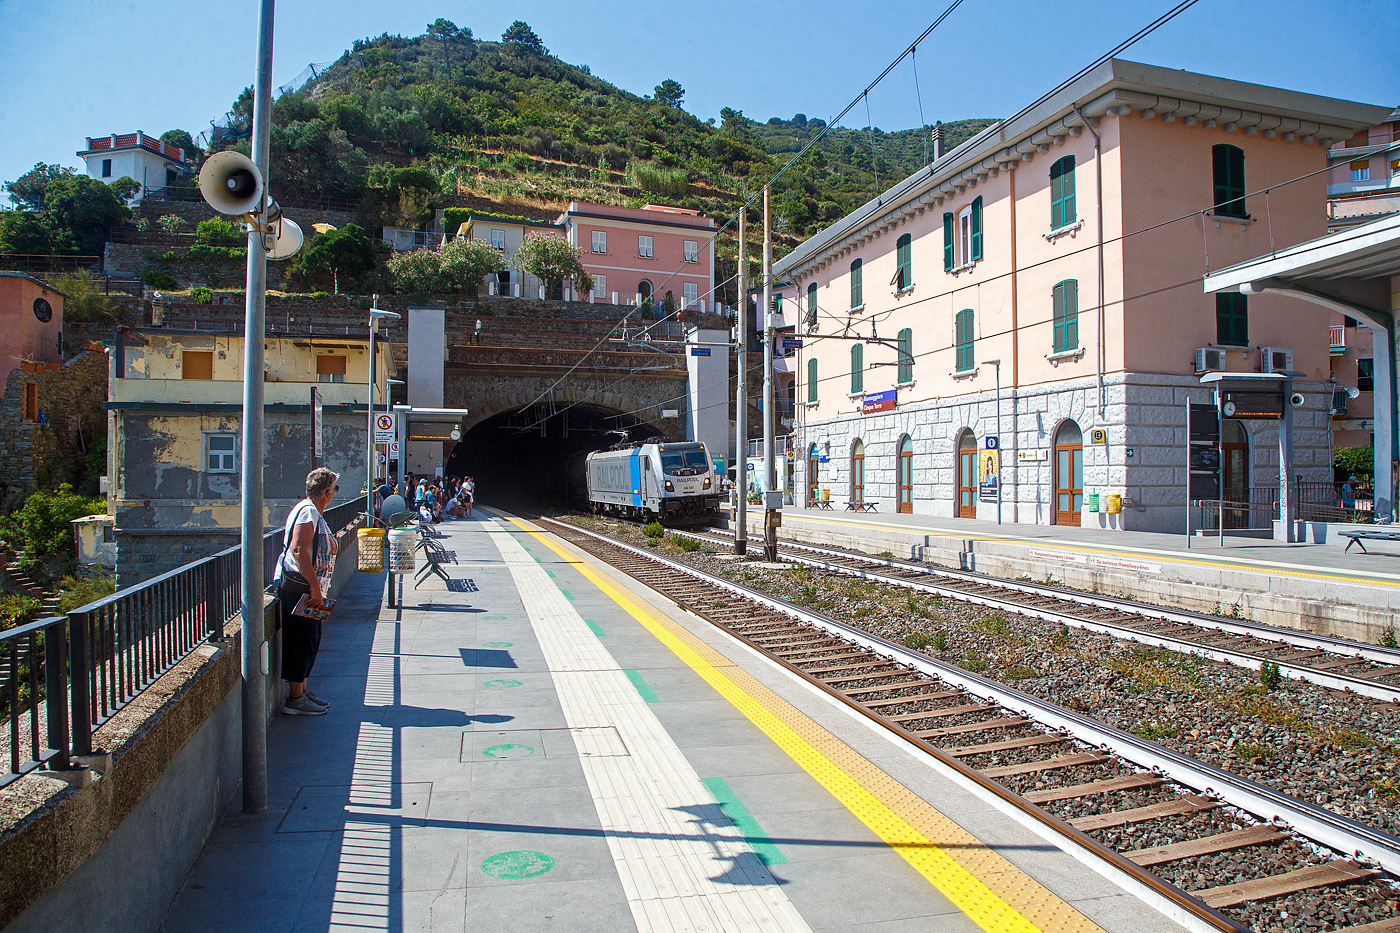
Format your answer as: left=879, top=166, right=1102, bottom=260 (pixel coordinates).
left=373, top=412, right=397, bottom=444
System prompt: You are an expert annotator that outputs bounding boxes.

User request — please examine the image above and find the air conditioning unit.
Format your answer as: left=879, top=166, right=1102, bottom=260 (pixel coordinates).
left=1194, top=348, right=1225, bottom=374
left=1260, top=347, right=1293, bottom=373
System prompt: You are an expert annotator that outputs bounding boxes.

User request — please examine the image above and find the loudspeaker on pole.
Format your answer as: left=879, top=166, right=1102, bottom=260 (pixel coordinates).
left=198, top=151, right=265, bottom=215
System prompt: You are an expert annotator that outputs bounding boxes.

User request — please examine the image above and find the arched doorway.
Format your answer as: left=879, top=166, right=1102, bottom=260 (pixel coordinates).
left=956, top=429, right=977, bottom=518
left=638, top=279, right=653, bottom=303
left=851, top=439, right=865, bottom=503
left=808, top=443, right=820, bottom=505
left=898, top=435, right=914, bottom=513
left=1223, top=420, right=1249, bottom=528
left=1053, top=420, right=1084, bottom=526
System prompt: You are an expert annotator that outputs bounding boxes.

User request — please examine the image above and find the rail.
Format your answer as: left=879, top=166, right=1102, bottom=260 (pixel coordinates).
left=1296, top=479, right=1374, bottom=524
left=0, top=496, right=363, bottom=786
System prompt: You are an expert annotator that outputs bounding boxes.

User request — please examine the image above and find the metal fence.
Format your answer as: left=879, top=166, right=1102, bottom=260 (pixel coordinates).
left=1196, top=485, right=1280, bottom=530
left=1, top=497, right=364, bottom=786
left=1296, top=480, right=1374, bottom=524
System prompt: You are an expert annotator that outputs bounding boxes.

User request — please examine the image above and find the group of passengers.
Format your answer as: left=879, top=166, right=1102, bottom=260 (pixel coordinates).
left=376, top=473, right=476, bottom=523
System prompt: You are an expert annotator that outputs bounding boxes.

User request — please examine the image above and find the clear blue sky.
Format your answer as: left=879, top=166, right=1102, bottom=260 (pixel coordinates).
left=1, top=0, right=1396, bottom=194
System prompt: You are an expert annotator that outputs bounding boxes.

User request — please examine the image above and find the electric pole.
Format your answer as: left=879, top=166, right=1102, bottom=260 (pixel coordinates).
left=734, top=204, right=747, bottom=555
left=762, top=188, right=779, bottom=563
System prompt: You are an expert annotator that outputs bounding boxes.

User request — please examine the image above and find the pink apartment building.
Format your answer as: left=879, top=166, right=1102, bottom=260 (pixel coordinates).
left=1, top=272, right=65, bottom=405
left=558, top=202, right=715, bottom=310
left=774, top=59, right=1389, bottom=531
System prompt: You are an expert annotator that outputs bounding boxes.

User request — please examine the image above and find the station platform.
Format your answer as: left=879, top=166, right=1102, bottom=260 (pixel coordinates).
left=732, top=507, right=1400, bottom=642
left=160, top=511, right=1185, bottom=933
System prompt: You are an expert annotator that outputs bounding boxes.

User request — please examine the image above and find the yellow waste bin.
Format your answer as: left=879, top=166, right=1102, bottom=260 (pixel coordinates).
left=357, top=527, right=387, bottom=572
left=821, top=488, right=830, bottom=502
left=1105, top=494, right=1122, bottom=514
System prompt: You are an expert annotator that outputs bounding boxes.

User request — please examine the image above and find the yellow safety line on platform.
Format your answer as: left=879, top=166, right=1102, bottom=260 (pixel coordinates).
left=786, top=514, right=1400, bottom=589
left=500, top=513, right=1105, bottom=933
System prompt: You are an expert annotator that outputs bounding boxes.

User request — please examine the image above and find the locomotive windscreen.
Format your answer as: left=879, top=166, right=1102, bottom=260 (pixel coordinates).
left=661, top=449, right=710, bottom=476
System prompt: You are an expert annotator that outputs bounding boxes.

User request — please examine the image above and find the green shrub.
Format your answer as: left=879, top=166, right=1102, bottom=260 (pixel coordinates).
left=932, top=630, right=947, bottom=651
left=1259, top=660, right=1282, bottom=691
left=47, top=271, right=112, bottom=322
left=673, top=534, right=702, bottom=552
left=141, top=269, right=179, bottom=289
left=962, top=656, right=989, bottom=673
left=1234, top=742, right=1276, bottom=761
left=1380, top=625, right=1399, bottom=649
left=134, top=217, right=151, bottom=232
left=903, top=631, right=932, bottom=651
left=627, top=160, right=688, bottom=196
left=156, top=214, right=187, bottom=235
left=186, top=244, right=245, bottom=262
left=56, top=574, right=115, bottom=614
left=190, top=286, right=213, bottom=304
left=15, top=484, right=106, bottom=557
left=0, top=594, right=42, bottom=632
left=1335, top=446, right=1374, bottom=477
left=195, top=218, right=235, bottom=239
left=643, top=521, right=665, bottom=539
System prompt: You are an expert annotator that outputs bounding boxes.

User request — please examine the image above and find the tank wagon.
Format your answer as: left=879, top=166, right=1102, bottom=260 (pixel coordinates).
left=585, top=441, right=719, bottom=523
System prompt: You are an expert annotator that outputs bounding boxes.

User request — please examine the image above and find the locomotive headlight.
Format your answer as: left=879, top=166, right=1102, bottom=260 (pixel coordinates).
left=703, top=477, right=712, bottom=488
left=664, top=480, right=674, bottom=491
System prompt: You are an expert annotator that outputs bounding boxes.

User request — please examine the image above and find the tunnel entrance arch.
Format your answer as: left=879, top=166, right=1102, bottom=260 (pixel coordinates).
left=444, top=402, right=669, bottom=513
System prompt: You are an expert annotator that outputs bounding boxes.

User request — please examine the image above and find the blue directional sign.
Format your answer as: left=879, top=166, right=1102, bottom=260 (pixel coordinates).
left=690, top=347, right=711, bottom=357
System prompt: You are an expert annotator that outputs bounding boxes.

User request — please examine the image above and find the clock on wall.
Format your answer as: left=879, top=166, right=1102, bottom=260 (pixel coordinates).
left=33, top=298, right=52, bottom=323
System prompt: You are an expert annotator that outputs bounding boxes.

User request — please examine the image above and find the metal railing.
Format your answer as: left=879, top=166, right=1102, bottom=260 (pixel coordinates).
left=1296, top=480, right=1374, bottom=524
left=1196, top=485, right=1280, bottom=530
left=0, top=496, right=364, bottom=786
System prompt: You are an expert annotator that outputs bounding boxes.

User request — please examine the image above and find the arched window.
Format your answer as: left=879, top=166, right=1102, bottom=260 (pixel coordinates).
left=1213, top=144, right=1246, bottom=218
left=1052, top=279, right=1078, bottom=352
left=852, top=439, right=865, bottom=502
left=806, top=281, right=818, bottom=325
left=955, top=309, right=975, bottom=372
left=850, top=342, right=863, bottom=394
left=850, top=258, right=863, bottom=309
left=895, top=234, right=912, bottom=289
left=897, top=327, right=913, bottom=384
left=1050, top=156, right=1076, bottom=229
left=806, top=357, right=818, bottom=403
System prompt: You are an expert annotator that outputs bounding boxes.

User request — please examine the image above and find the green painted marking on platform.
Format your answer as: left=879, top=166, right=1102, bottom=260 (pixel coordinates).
left=623, top=670, right=659, bottom=703
left=560, top=589, right=576, bottom=601
left=585, top=619, right=606, bottom=637
left=482, top=641, right=513, bottom=649
left=546, top=570, right=556, bottom=578
left=701, top=778, right=788, bottom=866
left=480, top=850, right=554, bottom=879
left=481, top=743, right=534, bottom=759
left=482, top=616, right=507, bottom=620
left=482, top=679, right=523, bottom=689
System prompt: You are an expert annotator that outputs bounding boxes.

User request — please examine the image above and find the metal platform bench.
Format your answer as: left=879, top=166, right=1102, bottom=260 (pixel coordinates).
left=1340, top=529, right=1400, bottom=553
left=845, top=500, right=880, bottom=512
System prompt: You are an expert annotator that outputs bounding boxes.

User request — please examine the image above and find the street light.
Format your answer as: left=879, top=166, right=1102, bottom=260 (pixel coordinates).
left=367, top=305, right=401, bottom=525
left=981, top=359, right=1002, bottom=525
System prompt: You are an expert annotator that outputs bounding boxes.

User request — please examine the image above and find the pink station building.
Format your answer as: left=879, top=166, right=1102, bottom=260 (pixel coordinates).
left=774, top=59, right=1391, bottom=532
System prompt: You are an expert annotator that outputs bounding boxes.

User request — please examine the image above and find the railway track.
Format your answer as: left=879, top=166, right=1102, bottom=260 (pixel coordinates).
left=638, top=522, right=1400, bottom=705
left=540, top=516, right=1400, bottom=933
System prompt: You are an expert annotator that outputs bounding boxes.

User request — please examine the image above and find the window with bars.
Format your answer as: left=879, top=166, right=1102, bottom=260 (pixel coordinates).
left=1052, top=279, right=1079, bottom=352
left=591, top=230, right=607, bottom=253
left=205, top=433, right=237, bottom=473
left=897, top=328, right=913, bottom=383
left=1213, top=144, right=1247, bottom=218
left=955, top=308, right=975, bottom=372
left=806, top=282, right=818, bottom=325
left=683, top=240, right=699, bottom=262
left=895, top=234, right=912, bottom=289
left=807, top=357, right=818, bottom=403
left=850, top=343, right=863, bottom=394
left=1050, top=156, right=1076, bottom=229
left=1216, top=293, right=1249, bottom=347
left=850, top=258, right=862, bottom=309
left=638, top=235, right=653, bottom=258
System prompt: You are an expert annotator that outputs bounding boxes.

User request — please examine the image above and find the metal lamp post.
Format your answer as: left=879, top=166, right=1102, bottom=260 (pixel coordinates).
left=367, top=306, right=401, bottom=524
left=981, top=359, right=1002, bottom=524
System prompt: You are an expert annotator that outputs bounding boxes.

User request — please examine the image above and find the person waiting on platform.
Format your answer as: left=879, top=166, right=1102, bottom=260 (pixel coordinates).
left=275, top=468, right=339, bottom=717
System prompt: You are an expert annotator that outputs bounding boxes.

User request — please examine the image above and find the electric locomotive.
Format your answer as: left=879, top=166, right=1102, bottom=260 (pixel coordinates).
left=585, top=440, right=719, bottom=523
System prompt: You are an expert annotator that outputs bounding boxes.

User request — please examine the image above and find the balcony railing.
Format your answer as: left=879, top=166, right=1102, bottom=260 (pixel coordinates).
left=1330, top=325, right=1346, bottom=353
left=0, top=497, right=363, bottom=786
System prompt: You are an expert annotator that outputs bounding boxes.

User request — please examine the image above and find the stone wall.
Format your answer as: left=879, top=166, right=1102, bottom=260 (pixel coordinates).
left=795, top=372, right=1331, bottom=533
left=0, top=351, right=109, bottom=512
left=134, top=198, right=360, bottom=230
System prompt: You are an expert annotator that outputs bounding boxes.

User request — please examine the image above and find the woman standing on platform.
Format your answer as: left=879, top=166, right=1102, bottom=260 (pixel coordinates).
left=276, top=467, right=339, bottom=717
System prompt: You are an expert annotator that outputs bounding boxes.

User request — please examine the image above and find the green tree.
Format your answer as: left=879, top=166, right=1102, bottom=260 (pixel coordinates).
left=654, top=79, right=685, bottom=108
left=0, top=211, right=54, bottom=254
left=502, top=21, right=546, bottom=55
left=159, top=129, right=203, bottom=169
left=386, top=248, right=444, bottom=295
left=437, top=237, right=507, bottom=295
left=41, top=174, right=132, bottom=254
left=294, top=223, right=377, bottom=293
left=513, top=232, right=592, bottom=296
left=4, top=163, right=72, bottom=210
left=426, top=18, right=462, bottom=79
left=15, top=484, right=105, bottom=557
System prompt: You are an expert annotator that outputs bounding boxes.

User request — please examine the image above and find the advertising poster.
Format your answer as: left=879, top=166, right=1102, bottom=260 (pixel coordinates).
left=979, top=448, right=1000, bottom=501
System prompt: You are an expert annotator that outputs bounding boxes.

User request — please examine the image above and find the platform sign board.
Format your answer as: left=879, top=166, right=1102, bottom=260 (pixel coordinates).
left=1187, top=402, right=1220, bottom=500
left=782, top=339, right=803, bottom=351
left=690, top=347, right=711, bottom=357
left=1221, top=390, right=1284, bottom=420
left=861, top=389, right=897, bottom=414
left=311, top=387, right=324, bottom=465
left=373, top=412, right=397, bottom=444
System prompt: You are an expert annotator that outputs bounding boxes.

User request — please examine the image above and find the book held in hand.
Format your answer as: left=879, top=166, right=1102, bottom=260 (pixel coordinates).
left=292, top=595, right=335, bottom=621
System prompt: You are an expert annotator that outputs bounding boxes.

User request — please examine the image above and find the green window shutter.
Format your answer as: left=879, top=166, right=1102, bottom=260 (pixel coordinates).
left=1216, top=293, right=1248, bottom=346
left=1050, top=156, right=1076, bottom=229
left=896, top=234, right=912, bottom=288
left=1213, top=145, right=1246, bottom=218
left=850, top=258, right=862, bottom=308
left=806, top=282, right=818, bottom=325
left=943, top=213, right=954, bottom=271
left=970, top=197, right=983, bottom=261
left=956, top=309, right=974, bottom=372
left=851, top=343, right=863, bottom=394
left=807, top=357, right=818, bottom=403
left=1052, top=283, right=1065, bottom=351
left=898, top=328, right=913, bottom=383
left=1053, top=279, right=1078, bottom=352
